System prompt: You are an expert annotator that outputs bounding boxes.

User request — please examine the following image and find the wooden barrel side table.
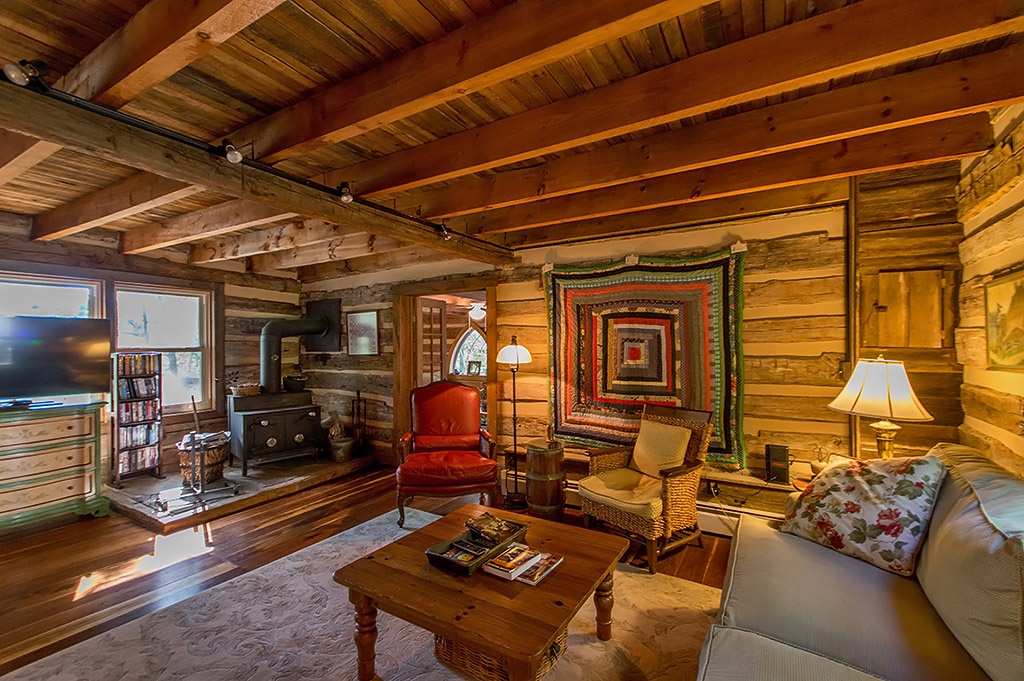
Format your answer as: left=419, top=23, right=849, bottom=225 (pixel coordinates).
left=525, top=438, right=565, bottom=521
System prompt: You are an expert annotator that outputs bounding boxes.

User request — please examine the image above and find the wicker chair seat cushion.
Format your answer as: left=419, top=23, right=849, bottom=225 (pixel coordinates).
left=578, top=468, right=663, bottom=520
left=396, top=450, right=497, bottom=487
left=629, top=419, right=692, bottom=478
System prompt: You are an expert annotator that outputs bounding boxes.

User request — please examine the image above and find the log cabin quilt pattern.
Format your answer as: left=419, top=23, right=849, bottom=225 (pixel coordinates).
left=545, top=249, right=745, bottom=467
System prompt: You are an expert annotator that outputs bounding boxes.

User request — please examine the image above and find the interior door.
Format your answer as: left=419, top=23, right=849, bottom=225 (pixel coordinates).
left=416, top=297, right=447, bottom=386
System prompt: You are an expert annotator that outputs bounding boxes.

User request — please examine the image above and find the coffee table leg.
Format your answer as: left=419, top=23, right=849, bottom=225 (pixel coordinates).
left=594, top=571, right=614, bottom=641
left=350, top=590, right=381, bottom=681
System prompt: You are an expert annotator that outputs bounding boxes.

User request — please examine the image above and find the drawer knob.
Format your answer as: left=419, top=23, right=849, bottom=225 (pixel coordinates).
left=260, top=419, right=269, bottom=427
left=308, top=411, right=316, bottom=418
left=294, top=433, right=304, bottom=443
left=266, top=437, right=278, bottom=447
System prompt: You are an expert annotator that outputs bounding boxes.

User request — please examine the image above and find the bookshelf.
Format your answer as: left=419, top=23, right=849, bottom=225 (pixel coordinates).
left=111, top=352, right=163, bottom=487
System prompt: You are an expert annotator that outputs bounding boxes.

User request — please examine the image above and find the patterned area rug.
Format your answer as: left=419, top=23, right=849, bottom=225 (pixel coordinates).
left=6, top=509, right=721, bottom=681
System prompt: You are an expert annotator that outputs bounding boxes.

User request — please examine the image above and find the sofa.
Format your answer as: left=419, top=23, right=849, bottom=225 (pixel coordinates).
left=697, top=443, right=1024, bottom=681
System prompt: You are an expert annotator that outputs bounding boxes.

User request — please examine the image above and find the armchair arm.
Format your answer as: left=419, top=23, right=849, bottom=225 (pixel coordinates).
left=398, top=432, right=413, bottom=463
left=479, top=428, right=496, bottom=459
left=586, top=445, right=633, bottom=475
left=660, top=461, right=703, bottom=478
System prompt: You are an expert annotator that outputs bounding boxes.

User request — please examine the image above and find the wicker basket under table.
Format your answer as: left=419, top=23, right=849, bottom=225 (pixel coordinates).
left=434, top=626, right=568, bottom=681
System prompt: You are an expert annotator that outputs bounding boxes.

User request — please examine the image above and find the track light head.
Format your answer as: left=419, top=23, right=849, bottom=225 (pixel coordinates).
left=337, top=181, right=354, bottom=203
left=2, top=59, right=48, bottom=87
left=222, top=139, right=243, bottom=164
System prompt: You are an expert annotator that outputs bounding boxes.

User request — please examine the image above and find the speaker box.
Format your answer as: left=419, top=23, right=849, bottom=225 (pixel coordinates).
left=765, top=444, right=790, bottom=484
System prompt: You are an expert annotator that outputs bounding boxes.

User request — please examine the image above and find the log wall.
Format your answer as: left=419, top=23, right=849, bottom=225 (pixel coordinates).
left=954, top=109, right=1024, bottom=477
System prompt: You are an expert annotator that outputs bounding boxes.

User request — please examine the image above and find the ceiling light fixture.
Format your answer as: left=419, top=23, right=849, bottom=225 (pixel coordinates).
left=337, top=181, right=354, bottom=203
left=2, top=59, right=48, bottom=87
left=468, top=302, right=486, bottom=321
left=222, top=140, right=243, bottom=164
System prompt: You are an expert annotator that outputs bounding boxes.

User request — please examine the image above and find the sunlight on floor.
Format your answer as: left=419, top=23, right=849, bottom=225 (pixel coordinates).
left=73, top=525, right=214, bottom=600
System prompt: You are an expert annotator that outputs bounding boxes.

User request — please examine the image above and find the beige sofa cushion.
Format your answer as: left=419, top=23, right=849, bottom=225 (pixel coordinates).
left=917, top=444, right=1024, bottom=681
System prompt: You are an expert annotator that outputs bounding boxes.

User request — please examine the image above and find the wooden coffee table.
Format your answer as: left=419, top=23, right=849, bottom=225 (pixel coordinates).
left=333, top=504, right=630, bottom=681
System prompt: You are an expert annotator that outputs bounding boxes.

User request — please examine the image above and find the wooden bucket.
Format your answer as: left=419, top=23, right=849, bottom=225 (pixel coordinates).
left=525, top=438, right=565, bottom=521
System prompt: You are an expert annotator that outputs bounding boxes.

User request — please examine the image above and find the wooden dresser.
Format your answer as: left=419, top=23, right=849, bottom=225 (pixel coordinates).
left=0, top=403, right=109, bottom=531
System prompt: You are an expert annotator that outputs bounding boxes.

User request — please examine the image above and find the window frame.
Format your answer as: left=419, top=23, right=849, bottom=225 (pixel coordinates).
left=0, top=270, right=104, bottom=318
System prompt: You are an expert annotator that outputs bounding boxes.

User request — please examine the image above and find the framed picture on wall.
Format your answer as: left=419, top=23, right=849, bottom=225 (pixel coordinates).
left=347, top=310, right=379, bottom=356
left=984, top=267, right=1024, bottom=371
left=467, top=360, right=482, bottom=375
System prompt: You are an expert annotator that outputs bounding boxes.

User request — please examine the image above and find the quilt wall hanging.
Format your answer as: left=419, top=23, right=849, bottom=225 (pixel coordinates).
left=545, top=248, right=746, bottom=468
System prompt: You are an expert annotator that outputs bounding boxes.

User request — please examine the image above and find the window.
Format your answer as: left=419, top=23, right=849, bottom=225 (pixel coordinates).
left=0, top=272, right=101, bottom=318
left=449, top=326, right=487, bottom=376
left=115, top=284, right=212, bottom=412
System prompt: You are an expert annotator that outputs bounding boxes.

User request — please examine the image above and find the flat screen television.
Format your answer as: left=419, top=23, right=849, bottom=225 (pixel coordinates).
left=0, top=316, right=112, bottom=400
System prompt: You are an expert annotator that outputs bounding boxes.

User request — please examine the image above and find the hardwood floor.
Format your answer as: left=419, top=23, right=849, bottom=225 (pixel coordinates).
left=0, top=466, right=730, bottom=675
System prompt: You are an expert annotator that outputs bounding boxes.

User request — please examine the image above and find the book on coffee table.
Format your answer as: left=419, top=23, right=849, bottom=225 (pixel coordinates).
left=482, top=542, right=542, bottom=580
left=515, top=552, right=564, bottom=586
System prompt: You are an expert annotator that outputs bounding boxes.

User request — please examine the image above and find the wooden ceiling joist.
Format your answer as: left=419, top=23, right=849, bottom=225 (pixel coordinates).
left=457, top=115, right=993, bottom=235
left=0, top=0, right=285, bottom=188
left=248, top=232, right=404, bottom=271
left=239, top=0, right=699, bottom=163
left=328, top=0, right=1024, bottom=196
left=0, top=82, right=513, bottom=266
left=399, top=42, right=1024, bottom=221
left=121, top=199, right=297, bottom=254
left=504, top=180, right=851, bottom=248
left=189, top=219, right=344, bottom=264
left=298, top=246, right=449, bottom=283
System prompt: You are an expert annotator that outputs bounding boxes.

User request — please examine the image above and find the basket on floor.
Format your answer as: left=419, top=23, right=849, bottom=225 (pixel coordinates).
left=434, top=626, right=567, bottom=681
left=177, top=442, right=228, bottom=485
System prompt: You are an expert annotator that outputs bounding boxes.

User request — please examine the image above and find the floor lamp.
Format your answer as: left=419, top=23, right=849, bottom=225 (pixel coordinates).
left=497, top=335, right=532, bottom=510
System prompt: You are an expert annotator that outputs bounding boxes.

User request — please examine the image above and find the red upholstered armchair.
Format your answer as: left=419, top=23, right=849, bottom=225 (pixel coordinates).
left=396, top=380, right=499, bottom=527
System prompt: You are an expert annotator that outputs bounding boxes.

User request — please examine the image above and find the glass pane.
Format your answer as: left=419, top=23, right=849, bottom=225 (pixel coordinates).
left=0, top=281, right=92, bottom=318
left=116, top=290, right=201, bottom=348
left=450, top=328, right=487, bottom=375
left=161, top=351, right=203, bottom=406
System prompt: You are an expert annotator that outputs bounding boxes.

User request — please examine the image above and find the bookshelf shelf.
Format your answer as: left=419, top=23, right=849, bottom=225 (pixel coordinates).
left=111, top=352, right=164, bottom=487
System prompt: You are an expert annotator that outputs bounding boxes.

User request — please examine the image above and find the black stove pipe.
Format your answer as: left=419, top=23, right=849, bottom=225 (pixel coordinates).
left=260, top=316, right=329, bottom=394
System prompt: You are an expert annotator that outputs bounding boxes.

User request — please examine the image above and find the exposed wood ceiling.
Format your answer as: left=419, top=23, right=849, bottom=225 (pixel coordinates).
left=0, top=0, right=1021, bottom=280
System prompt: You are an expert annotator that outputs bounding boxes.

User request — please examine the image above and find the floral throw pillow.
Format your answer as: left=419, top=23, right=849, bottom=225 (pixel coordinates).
left=780, top=455, right=947, bottom=576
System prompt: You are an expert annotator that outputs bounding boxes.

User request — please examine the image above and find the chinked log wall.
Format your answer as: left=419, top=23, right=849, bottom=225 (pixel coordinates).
left=854, top=162, right=965, bottom=458
left=954, top=110, right=1024, bottom=477
left=0, top=223, right=298, bottom=478
left=495, top=207, right=851, bottom=478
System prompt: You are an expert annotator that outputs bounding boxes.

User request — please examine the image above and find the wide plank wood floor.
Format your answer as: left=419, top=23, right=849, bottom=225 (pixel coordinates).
left=0, top=466, right=730, bottom=675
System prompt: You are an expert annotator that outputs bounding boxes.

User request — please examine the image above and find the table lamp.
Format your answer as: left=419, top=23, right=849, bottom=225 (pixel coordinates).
left=497, top=335, right=532, bottom=510
left=827, top=355, right=932, bottom=458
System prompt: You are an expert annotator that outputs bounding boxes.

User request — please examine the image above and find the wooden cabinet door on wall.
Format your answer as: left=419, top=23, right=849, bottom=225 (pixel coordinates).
left=860, top=269, right=956, bottom=348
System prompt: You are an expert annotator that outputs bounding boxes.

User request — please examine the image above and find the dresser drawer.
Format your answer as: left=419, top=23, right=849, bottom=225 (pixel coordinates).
left=0, top=443, right=95, bottom=483
left=0, top=471, right=96, bottom=517
left=0, top=413, right=95, bottom=451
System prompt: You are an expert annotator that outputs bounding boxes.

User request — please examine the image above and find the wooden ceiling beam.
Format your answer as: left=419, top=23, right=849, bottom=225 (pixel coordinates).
left=248, top=233, right=405, bottom=271
left=329, top=0, right=1024, bottom=196
left=121, top=199, right=296, bottom=254
left=298, top=246, right=448, bottom=283
left=456, top=115, right=992, bottom=234
left=238, top=0, right=697, bottom=164
left=0, top=82, right=513, bottom=266
left=33, top=175, right=203, bottom=241
left=504, top=180, right=850, bottom=248
left=0, top=0, right=284, bottom=188
left=400, top=42, right=1024, bottom=220
left=189, top=218, right=342, bottom=263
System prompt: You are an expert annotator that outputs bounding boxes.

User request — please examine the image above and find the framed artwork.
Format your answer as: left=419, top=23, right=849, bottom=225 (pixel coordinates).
left=467, top=360, right=482, bottom=375
left=347, top=310, right=379, bottom=356
left=985, top=267, right=1024, bottom=371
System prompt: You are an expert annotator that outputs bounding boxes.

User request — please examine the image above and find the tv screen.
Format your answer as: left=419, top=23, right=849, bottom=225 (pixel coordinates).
left=0, top=316, right=112, bottom=400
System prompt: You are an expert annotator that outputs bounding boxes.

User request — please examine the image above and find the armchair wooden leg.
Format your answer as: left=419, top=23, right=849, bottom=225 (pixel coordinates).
left=396, top=491, right=407, bottom=527
left=583, top=514, right=594, bottom=529
left=646, top=538, right=659, bottom=574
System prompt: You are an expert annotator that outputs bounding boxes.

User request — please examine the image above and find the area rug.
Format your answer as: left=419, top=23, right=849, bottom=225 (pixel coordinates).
left=4, top=509, right=721, bottom=681
left=545, top=248, right=746, bottom=467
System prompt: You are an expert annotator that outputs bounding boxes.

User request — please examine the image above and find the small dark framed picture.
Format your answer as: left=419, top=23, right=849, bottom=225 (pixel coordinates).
left=347, top=310, right=379, bottom=356
left=467, top=360, right=482, bottom=375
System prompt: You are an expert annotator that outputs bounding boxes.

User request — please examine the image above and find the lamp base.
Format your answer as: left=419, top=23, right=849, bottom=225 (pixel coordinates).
left=502, top=492, right=527, bottom=511
left=869, top=419, right=901, bottom=458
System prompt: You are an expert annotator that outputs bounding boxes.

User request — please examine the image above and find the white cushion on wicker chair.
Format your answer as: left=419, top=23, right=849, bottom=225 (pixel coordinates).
left=630, top=418, right=692, bottom=478
left=578, top=467, right=663, bottom=519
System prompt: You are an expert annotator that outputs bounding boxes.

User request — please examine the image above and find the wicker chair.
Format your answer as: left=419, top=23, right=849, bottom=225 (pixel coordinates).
left=578, top=404, right=713, bottom=574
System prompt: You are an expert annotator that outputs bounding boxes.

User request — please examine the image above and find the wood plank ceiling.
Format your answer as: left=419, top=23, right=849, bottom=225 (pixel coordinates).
left=0, top=0, right=1022, bottom=280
